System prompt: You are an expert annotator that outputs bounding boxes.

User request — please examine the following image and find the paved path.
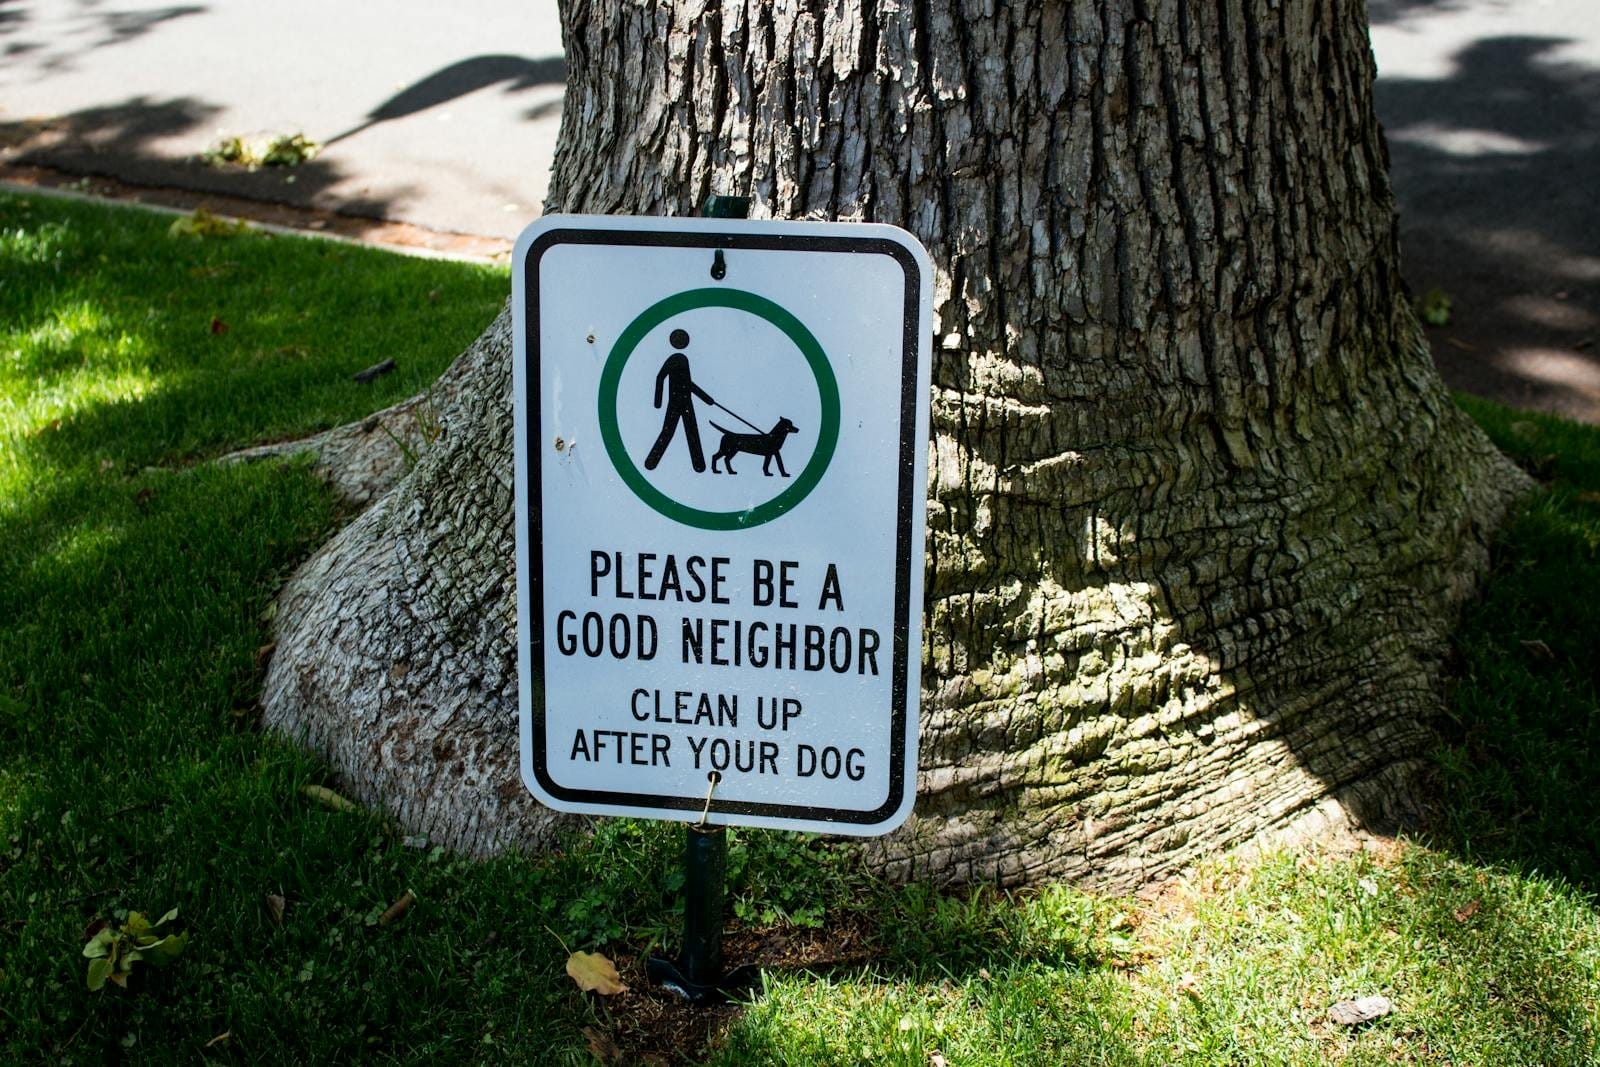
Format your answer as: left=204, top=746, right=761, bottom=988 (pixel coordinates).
left=1372, top=0, right=1600, bottom=422
left=2, top=0, right=1595, bottom=420
left=0, top=0, right=563, bottom=239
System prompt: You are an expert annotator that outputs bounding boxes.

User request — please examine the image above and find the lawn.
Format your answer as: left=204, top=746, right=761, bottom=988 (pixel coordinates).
left=1, top=191, right=1597, bottom=1064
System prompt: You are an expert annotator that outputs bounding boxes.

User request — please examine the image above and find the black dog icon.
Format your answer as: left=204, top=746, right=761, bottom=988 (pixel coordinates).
left=709, top=418, right=800, bottom=476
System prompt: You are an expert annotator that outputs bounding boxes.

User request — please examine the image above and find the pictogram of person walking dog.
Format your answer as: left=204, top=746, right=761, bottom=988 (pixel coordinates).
left=642, top=328, right=801, bottom=477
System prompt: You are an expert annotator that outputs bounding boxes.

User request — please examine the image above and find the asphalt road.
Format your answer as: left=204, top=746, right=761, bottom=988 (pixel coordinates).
left=2, top=0, right=1595, bottom=420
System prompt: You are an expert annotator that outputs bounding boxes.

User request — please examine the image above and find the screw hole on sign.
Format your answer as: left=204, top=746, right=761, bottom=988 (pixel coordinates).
left=711, top=249, right=727, bottom=280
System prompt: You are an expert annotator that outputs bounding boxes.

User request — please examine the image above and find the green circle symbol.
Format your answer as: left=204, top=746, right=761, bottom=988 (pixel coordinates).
left=598, top=288, right=840, bottom=530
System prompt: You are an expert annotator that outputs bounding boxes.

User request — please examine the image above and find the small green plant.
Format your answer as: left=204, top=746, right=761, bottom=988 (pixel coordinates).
left=202, top=132, right=320, bottom=169
left=168, top=207, right=252, bottom=240
left=380, top=388, right=444, bottom=471
left=82, top=907, right=187, bottom=990
left=728, top=831, right=849, bottom=929
left=1417, top=286, right=1453, bottom=326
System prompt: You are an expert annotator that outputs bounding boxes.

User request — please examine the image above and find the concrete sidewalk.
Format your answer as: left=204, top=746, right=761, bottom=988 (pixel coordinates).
left=2, top=0, right=1595, bottom=421
left=1372, top=0, right=1600, bottom=423
left=0, top=0, right=563, bottom=241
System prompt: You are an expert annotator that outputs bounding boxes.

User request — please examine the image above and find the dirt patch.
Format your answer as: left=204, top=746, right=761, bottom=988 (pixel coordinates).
left=582, top=914, right=879, bottom=1063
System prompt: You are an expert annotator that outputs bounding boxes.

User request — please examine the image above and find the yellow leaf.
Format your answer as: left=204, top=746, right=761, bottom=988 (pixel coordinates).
left=565, top=951, right=627, bottom=996
left=300, top=784, right=359, bottom=813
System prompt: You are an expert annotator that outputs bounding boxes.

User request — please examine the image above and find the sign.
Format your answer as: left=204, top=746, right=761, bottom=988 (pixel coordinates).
left=512, top=214, right=931, bottom=835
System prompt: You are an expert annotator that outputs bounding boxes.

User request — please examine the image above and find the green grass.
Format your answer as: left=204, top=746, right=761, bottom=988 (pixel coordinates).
left=2, top=191, right=1598, bottom=1064
left=1440, top=397, right=1600, bottom=888
left=718, top=850, right=1600, bottom=1065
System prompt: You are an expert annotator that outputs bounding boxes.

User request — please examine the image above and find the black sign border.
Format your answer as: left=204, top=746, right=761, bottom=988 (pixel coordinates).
left=522, top=225, right=921, bottom=828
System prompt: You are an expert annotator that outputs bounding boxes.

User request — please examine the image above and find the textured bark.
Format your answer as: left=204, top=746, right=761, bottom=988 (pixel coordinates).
left=222, top=364, right=465, bottom=508
left=262, top=0, right=1528, bottom=891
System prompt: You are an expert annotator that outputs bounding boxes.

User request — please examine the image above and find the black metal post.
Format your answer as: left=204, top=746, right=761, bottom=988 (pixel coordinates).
left=680, top=824, right=727, bottom=984
left=645, top=191, right=760, bottom=1004
left=646, top=820, right=758, bottom=1002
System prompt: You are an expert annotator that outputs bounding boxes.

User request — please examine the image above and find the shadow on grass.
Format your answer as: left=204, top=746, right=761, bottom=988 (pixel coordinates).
left=1432, top=398, right=1600, bottom=890
left=853, top=880, right=1108, bottom=980
left=692, top=843, right=1600, bottom=1067
left=0, top=191, right=506, bottom=476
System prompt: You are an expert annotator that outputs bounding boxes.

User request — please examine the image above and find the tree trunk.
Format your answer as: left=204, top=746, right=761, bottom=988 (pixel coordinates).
left=262, top=0, right=1528, bottom=891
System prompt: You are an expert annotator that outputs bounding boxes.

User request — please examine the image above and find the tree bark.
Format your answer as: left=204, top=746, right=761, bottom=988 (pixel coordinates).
left=262, top=0, right=1528, bottom=891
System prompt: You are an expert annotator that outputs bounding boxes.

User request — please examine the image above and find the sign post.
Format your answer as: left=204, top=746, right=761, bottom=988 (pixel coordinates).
left=513, top=202, right=932, bottom=999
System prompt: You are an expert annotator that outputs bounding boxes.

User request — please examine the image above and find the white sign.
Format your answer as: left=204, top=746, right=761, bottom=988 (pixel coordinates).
left=513, top=214, right=931, bottom=835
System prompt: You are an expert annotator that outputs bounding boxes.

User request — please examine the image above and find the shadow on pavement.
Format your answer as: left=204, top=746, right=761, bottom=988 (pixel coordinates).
left=91, top=5, right=205, bottom=48
left=0, top=0, right=26, bottom=34
left=325, top=53, right=565, bottom=147
left=0, top=1, right=206, bottom=70
left=1, top=94, right=411, bottom=225
left=1378, top=35, right=1600, bottom=422
left=1, top=52, right=566, bottom=232
left=1368, top=0, right=1512, bottom=26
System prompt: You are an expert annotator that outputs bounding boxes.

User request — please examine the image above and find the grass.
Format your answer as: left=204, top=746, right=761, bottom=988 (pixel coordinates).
left=1, top=190, right=1598, bottom=1064
left=1439, top=397, right=1600, bottom=887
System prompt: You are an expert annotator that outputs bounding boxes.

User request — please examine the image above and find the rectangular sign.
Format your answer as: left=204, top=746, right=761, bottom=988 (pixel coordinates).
left=513, top=214, right=931, bottom=835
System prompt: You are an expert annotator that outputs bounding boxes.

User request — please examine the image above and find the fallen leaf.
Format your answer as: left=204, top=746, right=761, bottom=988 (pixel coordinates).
left=1454, top=899, right=1481, bottom=923
left=378, top=890, right=415, bottom=927
left=1328, top=995, right=1392, bottom=1026
left=1520, top=639, right=1555, bottom=663
left=209, top=317, right=229, bottom=335
left=427, top=287, right=442, bottom=304
left=929, top=1052, right=950, bottom=1067
left=300, top=784, right=358, bottom=813
left=583, top=1026, right=623, bottom=1064
left=255, top=643, right=277, bottom=673
left=265, top=894, right=285, bottom=925
left=1177, top=972, right=1201, bottom=999
left=566, top=950, right=627, bottom=995
left=1359, top=877, right=1379, bottom=897
left=204, top=1031, right=232, bottom=1048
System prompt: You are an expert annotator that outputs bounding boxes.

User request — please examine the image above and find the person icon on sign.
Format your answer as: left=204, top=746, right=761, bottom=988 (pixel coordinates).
left=644, top=329, right=715, bottom=472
